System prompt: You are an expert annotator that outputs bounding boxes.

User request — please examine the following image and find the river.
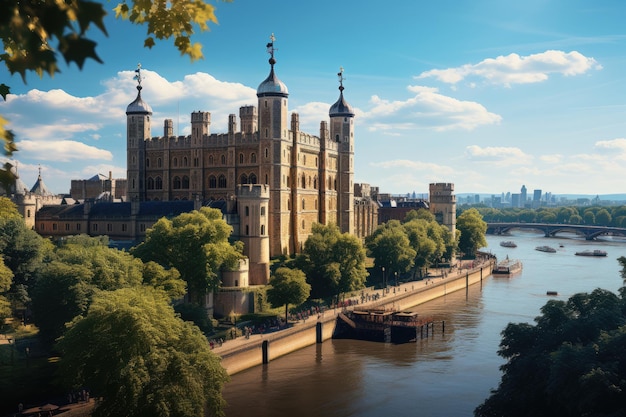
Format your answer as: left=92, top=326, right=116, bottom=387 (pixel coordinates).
left=221, top=231, right=626, bottom=417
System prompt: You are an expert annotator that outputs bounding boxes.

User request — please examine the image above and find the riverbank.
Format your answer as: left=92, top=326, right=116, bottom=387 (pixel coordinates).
left=213, top=257, right=495, bottom=375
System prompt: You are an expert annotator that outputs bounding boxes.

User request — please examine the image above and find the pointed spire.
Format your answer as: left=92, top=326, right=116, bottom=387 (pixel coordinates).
left=126, top=63, right=153, bottom=115
left=329, top=66, right=354, bottom=117
left=257, top=33, right=288, bottom=98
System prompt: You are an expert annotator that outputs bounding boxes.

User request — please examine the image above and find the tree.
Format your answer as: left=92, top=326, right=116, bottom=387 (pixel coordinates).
left=297, top=223, right=367, bottom=299
left=132, top=207, right=244, bottom=304
left=0, top=257, right=13, bottom=323
left=366, top=220, right=416, bottom=280
left=595, top=208, right=612, bottom=226
left=475, top=288, right=626, bottom=417
left=619, top=256, right=626, bottom=281
left=0, top=0, right=226, bottom=184
left=456, top=208, right=487, bottom=258
left=266, top=267, right=310, bottom=323
left=57, top=287, right=229, bottom=417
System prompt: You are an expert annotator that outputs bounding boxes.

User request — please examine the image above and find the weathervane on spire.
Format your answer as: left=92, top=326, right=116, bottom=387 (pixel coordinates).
left=337, top=66, right=345, bottom=92
left=134, top=63, right=143, bottom=91
left=266, top=33, right=277, bottom=66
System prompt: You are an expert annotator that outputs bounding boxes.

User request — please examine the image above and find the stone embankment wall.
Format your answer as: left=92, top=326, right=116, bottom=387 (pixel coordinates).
left=215, top=258, right=495, bottom=375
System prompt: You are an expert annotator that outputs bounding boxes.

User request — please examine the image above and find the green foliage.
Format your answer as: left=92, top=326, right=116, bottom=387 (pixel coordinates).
left=297, top=223, right=367, bottom=299
left=132, top=207, right=244, bottom=303
left=475, top=288, right=626, bottom=417
left=174, top=302, right=215, bottom=334
left=366, top=220, right=416, bottom=278
left=456, top=208, right=487, bottom=257
left=57, top=287, right=229, bottom=417
left=0, top=257, right=13, bottom=322
left=266, top=267, right=311, bottom=323
left=619, top=256, right=626, bottom=281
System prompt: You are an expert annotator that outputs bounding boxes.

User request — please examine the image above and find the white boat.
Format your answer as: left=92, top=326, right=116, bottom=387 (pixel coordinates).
left=535, top=245, right=557, bottom=253
left=575, top=249, right=607, bottom=257
left=500, top=241, right=517, bottom=248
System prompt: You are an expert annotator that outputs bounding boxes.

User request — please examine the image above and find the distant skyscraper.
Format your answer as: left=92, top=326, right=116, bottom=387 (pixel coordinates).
left=521, top=185, right=527, bottom=207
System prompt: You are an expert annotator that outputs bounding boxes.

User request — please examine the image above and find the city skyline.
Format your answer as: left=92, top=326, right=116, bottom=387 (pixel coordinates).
left=2, top=1, right=626, bottom=196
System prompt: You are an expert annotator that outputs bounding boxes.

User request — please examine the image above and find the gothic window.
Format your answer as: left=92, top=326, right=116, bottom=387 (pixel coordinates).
left=209, top=175, right=217, bottom=188
left=218, top=175, right=226, bottom=188
left=240, top=174, right=248, bottom=184
left=245, top=206, right=249, bottom=216
left=193, top=158, right=199, bottom=167
left=157, top=158, right=162, bottom=168
left=146, top=158, right=150, bottom=168
left=249, top=173, right=257, bottom=184
left=314, top=176, right=318, bottom=189
left=155, top=177, right=163, bottom=189
left=173, top=157, right=178, bottom=167
left=251, top=153, right=257, bottom=163
left=209, top=155, right=214, bottom=165
left=182, top=176, right=190, bottom=189
left=221, top=155, right=226, bottom=164
left=334, top=178, right=337, bottom=190
left=76, top=223, right=81, bottom=231
left=183, top=157, right=188, bottom=167
left=239, top=153, right=244, bottom=164
left=336, top=134, right=340, bottom=141
left=301, top=174, right=306, bottom=189
left=265, top=148, right=269, bottom=158
left=173, top=176, right=181, bottom=189
left=147, top=177, right=154, bottom=190
left=245, top=225, right=249, bottom=236
left=302, top=199, right=305, bottom=210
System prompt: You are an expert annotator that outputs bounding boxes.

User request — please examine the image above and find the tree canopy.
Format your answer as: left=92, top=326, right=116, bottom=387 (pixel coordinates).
left=131, top=207, right=244, bottom=303
left=296, top=223, right=367, bottom=299
left=456, top=208, right=487, bottom=257
left=365, top=220, right=416, bottom=279
left=266, top=267, right=311, bottom=323
left=475, top=287, right=626, bottom=417
left=57, top=286, right=229, bottom=417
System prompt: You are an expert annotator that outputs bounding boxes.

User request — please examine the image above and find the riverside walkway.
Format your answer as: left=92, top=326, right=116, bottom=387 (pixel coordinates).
left=212, top=257, right=495, bottom=373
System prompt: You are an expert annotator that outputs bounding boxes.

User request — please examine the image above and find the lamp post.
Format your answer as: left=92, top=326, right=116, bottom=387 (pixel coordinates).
left=395, top=271, right=398, bottom=287
left=381, top=267, right=385, bottom=296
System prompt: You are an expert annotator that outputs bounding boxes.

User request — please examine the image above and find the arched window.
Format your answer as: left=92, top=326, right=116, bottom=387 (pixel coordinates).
left=240, top=174, right=248, bottom=184
left=249, top=173, right=257, bottom=184
left=147, top=177, right=154, bottom=190
left=155, top=177, right=163, bottom=189
left=239, top=153, right=244, bottom=164
left=218, top=175, right=226, bottom=188
left=265, top=174, right=269, bottom=184
left=245, top=206, right=249, bottom=216
left=302, top=199, right=305, bottom=210
left=173, top=157, right=178, bottom=167
left=182, top=176, right=189, bottom=189
left=146, top=158, right=150, bottom=168
left=157, top=158, right=162, bottom=168
left=261, top=225, right=265, bottom=235
left=251, top=153, right=256, bottom=163
left=334, top=178, right=337, bottom=190
left=173, top=176, right=181, bottom=189
left=209, top=155, right=214, bottom=165
left=265, top=148, right=269, bottom=158
left=183, top=156, right=188, bottom=167
left=314, top=176, right=318, bottom=189
left=301, top=174, right=306, bottom=189
left=209, top=175, right=217, bottom=188
left=287, top=199, right=291, bottom=210
left=221, top=155, right=226, bottom=164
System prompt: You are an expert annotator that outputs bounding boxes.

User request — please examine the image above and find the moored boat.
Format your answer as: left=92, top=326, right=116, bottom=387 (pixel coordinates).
left=500, top=241, right=517, bottom=248
left=493, top=258, right=522, bottom=275
left=575, top=249, right=607, bottom=257
left=535, top=245, right=557, bottom=253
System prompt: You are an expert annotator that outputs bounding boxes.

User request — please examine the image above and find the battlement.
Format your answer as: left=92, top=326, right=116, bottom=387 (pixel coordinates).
left=430, top=183, right=454, bottom=192
left=236, top=184, right=270, bottom=199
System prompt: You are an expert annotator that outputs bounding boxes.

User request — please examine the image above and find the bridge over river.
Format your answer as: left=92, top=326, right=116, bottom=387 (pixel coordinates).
left=486, top=222, right=626, bottom=240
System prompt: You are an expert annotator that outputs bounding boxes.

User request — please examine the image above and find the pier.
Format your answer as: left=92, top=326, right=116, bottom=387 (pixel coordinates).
left=335, top=308, right=436, bottom=343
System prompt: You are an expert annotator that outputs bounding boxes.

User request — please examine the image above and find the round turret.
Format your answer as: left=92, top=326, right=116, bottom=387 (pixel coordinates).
left=329, top=68, right=354, bottom=117
left=126, top=65, right=153, bottom=115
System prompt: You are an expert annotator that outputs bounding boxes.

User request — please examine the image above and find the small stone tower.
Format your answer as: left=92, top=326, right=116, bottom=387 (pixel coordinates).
left=429, top=183, right=456, bottom=235
left=330, top=67, right=355, bottom=235
left=126, top=64, right=152, bottom=202
left=236, top=184, right=270, bottom=285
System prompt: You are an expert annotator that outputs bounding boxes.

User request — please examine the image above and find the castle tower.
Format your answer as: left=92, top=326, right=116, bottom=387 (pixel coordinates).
left=257, top=34, right=292, bottom=256
left=126, top=64, right=153, bottom=202
left=190, top=111, right=210, bottom=198
left=429, top=182, right=457, bottom=236
left=329, top=67, right=355, bottom=234
left=236, top=184, right=270, bottom=284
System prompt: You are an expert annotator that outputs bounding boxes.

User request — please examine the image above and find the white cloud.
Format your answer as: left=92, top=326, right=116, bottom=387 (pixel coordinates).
left=465, top=145, right=532, bottom=165
left=417, top=50, right=600, bottom=87
left=18, top=140, right=113, bottom=162
left=362, top=85, right=501, bottom=132
left=594, top=138, right=626, bottom=153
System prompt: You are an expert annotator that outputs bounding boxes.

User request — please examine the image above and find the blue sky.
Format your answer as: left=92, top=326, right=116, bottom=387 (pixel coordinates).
left=3, top=0, right=626, bottom=197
